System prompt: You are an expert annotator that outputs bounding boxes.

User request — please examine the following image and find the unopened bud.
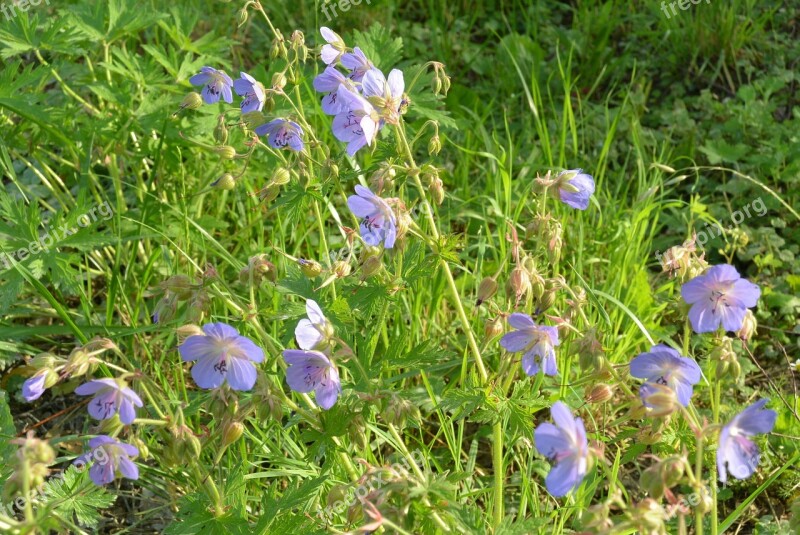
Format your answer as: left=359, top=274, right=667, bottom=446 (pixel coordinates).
left=180, top=92, right=203, bottom=110
left=585, top=384, right=613, bottom=404
left=299, top=259, right=323, bottom=278
left=222, top=421, right=245, bottom=448
left=360, top=255, right=382, bottom=279
left=242, top=110, right=265, bottom=130
left=176, top=324, right=205, bottom=339
left=237, top=7, right=248, bottom=26
left=214, top=116, right=229, bottom=145
left=430, top=177, right=445, bottom=205
left=212, top=173, right=236, bottom=190
left=484, top=317, right=504, bottom=342
left=476, top=276, right=498, bottom=306
left=333, top=260, right=351, bottom=279
left=272, top=167, right=291, bottom=186
left=737, top=310, right=757, bottom=341
left=640, top=383, right=680, bottom=418
left=259, top=184, right=280, bottom=202
left=272, top=72, right=287, bottom=90
left=213, top=146, right=237, bottom=159
left=507, top=266, right=531, bottom=304
left=428, top=135, right=442, bottom=156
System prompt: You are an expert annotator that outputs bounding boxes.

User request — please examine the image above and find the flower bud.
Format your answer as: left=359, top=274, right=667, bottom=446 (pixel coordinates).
left=221, top=421, right=245, bottom=448
left=212, top=173, right=236, bottom=190
left=213, top=116, right=229, bottom=145
left=327, top=484, right=349, bottom=508
left=272, top=167, right=291, bottom=186
left=640, top=464, right=665, bottom=500
left=484, top=317, right=504, bottom=342
left=213, top=146, right=237, bottom=159
left=242, top=110, right=265, bottom=130
left=333, top=260, right=351, bottom=279
left=429, top=177, right=445, bottom=205
left=31, top=352, right=59, bottom=370
left=476, top=276, right=498, bottom=306
left=180, top=92, right=203, bottom=110
left=585, top=384, right=613, bottom=404
left=428, top=135, right=441, bottom=156
left=360, top=255, right=382, bottom=279
left=633, top=498, right=667, bottom=532
left=237, top=7, right=248, bottom=26
left=299, top=259, right=323, bottom=278
left=507, top=266, right=531, bottom=304
left=737, top=310, right=757, bottom=341
left=640, top=383, right=680, bottom=418
left=258, top=184, right=280, bottom=202
left=272, top=72, right=287, bottom=90
left=177, top=324, right=205, bottom=339
left=159, top=275, right=194, bottom=300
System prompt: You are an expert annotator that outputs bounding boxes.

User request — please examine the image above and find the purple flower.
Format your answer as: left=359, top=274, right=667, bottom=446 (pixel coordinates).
left=295, top=299, right=334, bottom=350
left=178, top=323, right=265, bottom=391
left=75, top=435, right=139, bottom=486
left=361, top=68, right=405, bottom=122
left=283, top=349, right=341, bottom=410
left=717, top=399, right=776, bottom=484
left=189, top=66, right=234, bottom=105
left=332, top=85, right=381, bottom=156
left=341, top=47, right=374, bottom=82
left=319, top=27, right=345, bottom=65
left=681, top=264, right=761, bottom=333
left=499, top=313, right=560, bottom=376
left=347, top=185, right=397, bottom=248
left=534, top=402, right=590, bottom=497
left=629, top=344, right=701, bottom=407
left=233, top=72, right=266, bottom=113
left=74, top=378, right=143, bottom=425
left=255, top=119, right=305, bottom=152
left=556, top=169, right=595, bottom=210
left=313, top=66, right=356, bottom=115
left=22, top=371, right=49, bottom=401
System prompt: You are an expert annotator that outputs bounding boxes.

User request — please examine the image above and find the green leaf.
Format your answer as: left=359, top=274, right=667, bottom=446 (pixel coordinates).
left=42, top=466, right=117, bottom=528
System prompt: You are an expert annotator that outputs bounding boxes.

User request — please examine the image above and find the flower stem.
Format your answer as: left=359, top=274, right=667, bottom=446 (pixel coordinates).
left=492, top=421, right=504, bottom=528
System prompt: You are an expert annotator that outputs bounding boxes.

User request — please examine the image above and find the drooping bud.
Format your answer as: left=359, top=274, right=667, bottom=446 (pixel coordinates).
left=332, top=260, right=351, bottom=279
left=585, top=384, right=613, bottom=404
left=484, top=317, right=504, bottom=342
left=159, top=275, right=194, bottom=300
left=179, top=92, right=203, bottom=111
left=476, top=276, right=498, bottom=306
left=272, top=167, right=291, bottom=186
left=507, top=266, right=532, bottom=305
left=212, top=173, right=236, bottom=190
left=221, top=421, right=245, bottom=448
left=430, top=177, right=445, bottom=205
left=258, top=184, right=280, bottom=203
left=737, top=310, right=757, bottom=341
left=360, top=255, right=382, bottom=279
left=299, top=259, right=323, bottom=278
left=428, top=134, right=442, bottom=156
left=272, top=72, right=287, bottom=90
left=213, top=146, right=237, bottom=159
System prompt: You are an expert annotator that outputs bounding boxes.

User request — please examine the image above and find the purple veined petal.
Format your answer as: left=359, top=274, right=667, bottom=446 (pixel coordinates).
left=346, top=135, right=370, bottom=157
left=320, top=26, right=340, bottom=44
left=688, top=302, right=719, bottom=333
left=233, top=77, right=253, bottom=96
left=75, top=378, right=118, bottom=396
left=231, top=335, right=265, bottom=363
left=191, top=355, right=227, bottom=390
left=676, top=356, right=702, bottom=385
left=189, top=72, right=211, bottom=86
left=629, top=352, right=670, bottom=380
left=650, top=344, right=681, bottom=359
left=359, top=224, right=383, bottom=246
left=354, top=185, right=376, bottom=199
left=384, top=223, right=397, bottom=249
left=225, top=356, right=258, bottom=391
left=221, top=84, right=233, bottom=104
left=500, top=330, right=534, bottom=352
left=203, top=322, right=240, bottom=340
left=541, top=349, right=558, bottom=376
left=734, top=399, right=777, bottom=435
left=720, top=435, right=760, bottom=481
left=296, top=319, right=324, bottom=350
left=315, top=368, right=341, bottom=410
left=321, top=91, right=346, bottom=115
left=507, top=313, right=536, bottom=330
left=728, top=279, right=761, bottom=308
left=283, top=349, right=332, bottom=367
left=117, top=398, right=137, bottom=425
left=386, top=69, right=405, bottom=98
left=116, top=456, right=139, bottom=480
left=320, top=44, right=340, bottom=65
left=348, top=194, right=378, bottom=219
left=550, top=402, right=578, bottom=439
left=544, top=454, right=583, bottom=497
left=680, top=276, right=711, bottom=304
left=89, top=458, right=116, bottom=486
left=520, top=351, right=540, bottom=376
left=122, top=387, right=144, bottom=407
left=671, top=380, right=695, bottom=407
left=219, top=71, right=233, bottom=87
left=254, top=119, right=281, bottom=137
left=341, top=47, right=370, bottom=70
left=22, top=373, right=47, bottom=401
left=313, top=66, right=346, bottom=92
left=179, top=335, right=219, bottom=363
left=359, top=114, right=378, bottom=145
left=719, top=302, right=748, bottom=332
left=361, top=68, right=386, bottom=98
left=541, top=326, right=560, bottom=346
left=87, top=390, right=119, bottom=420
left=118, top=442, right=139, bottom=457
left=288, top=134, right=304, bottom=152
left=534, top=422, right=571, bottom=459
left=201, top=84, right=221, bottom=105
left=707, top=264, right=741, bottom=283
left=332, top=111, right=364, bottom=142
left=306, top=299, right=326, bottom=324
left=285, top=362, right=318, bottom=394
left=88, top=435, right=116, bottom=449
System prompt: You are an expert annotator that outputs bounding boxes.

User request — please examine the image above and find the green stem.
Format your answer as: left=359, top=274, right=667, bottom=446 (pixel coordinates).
left=492, top=421, right=504, bottom=528
left=695, top=432, right=705, bottom=535
left=192, top=463, right=224, bottom=517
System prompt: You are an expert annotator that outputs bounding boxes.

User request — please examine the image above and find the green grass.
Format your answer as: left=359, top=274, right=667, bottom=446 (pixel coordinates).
left=0, top=0, right=798, bottom=533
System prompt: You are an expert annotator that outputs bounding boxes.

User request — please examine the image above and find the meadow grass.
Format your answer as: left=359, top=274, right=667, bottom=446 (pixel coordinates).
left=0, top=1, right=798, bottom=534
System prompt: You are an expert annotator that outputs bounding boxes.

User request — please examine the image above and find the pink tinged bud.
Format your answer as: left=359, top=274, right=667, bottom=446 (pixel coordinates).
left=585, top=384, right=613, bottom=404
